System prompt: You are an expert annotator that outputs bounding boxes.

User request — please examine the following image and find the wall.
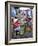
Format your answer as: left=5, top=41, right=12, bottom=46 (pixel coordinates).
left=37, top=4, right=38, bottom=43
left=0, top=0, right=38, bottom=46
